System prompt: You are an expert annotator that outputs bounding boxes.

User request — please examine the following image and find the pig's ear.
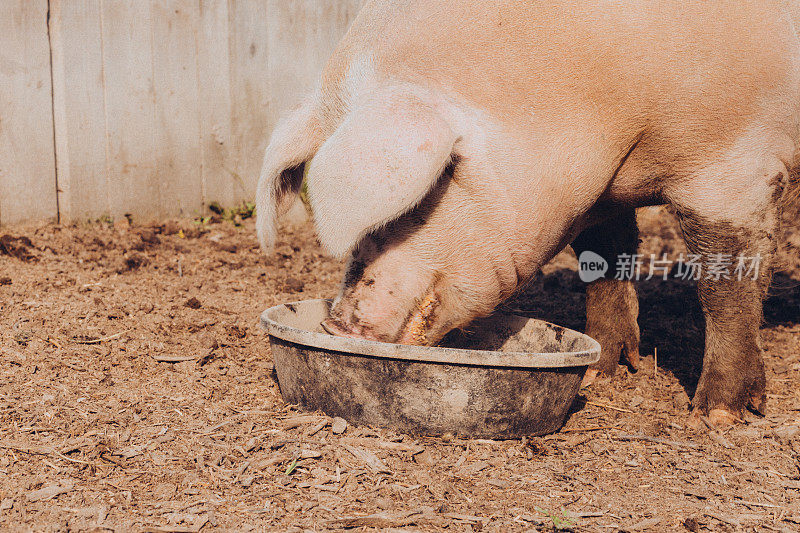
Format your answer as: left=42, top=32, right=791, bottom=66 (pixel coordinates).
left=256, top=100, right=322, bottom=251
left=307, top=93, right=457, bottom=257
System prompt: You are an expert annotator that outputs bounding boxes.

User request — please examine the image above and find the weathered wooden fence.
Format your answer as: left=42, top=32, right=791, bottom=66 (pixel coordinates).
left=0, top=0, right=363, bottom=226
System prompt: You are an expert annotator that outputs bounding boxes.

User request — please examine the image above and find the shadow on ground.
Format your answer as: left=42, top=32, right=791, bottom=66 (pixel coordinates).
left=506, top=266, right=800, bottom=398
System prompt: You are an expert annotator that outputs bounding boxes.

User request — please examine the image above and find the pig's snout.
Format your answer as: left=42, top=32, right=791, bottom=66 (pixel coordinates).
left=323, top=282, right=444, bottom=347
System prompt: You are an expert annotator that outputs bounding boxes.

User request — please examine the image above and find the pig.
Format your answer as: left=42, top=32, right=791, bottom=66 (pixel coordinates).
left=257, top=0, right=800, bottom=428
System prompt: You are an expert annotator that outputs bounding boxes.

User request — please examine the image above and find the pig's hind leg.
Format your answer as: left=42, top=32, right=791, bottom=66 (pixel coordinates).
left=670, top=161, right=786, bottom=427
left=571, top=208, right=641, bottom=384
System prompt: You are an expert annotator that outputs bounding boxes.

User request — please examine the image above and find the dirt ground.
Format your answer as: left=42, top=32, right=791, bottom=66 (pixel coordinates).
left=0, top=208, right=798, bottom=533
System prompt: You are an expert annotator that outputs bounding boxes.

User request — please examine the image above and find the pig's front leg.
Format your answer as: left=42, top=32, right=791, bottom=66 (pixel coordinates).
left=571, top=209, right=641, bottom=384
left=676, top=212, right=774, bottom=428
left=671, top=161, right=785, bottom=427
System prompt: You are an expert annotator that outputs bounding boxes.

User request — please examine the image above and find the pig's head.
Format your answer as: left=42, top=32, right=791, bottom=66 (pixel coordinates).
left=320, top=171, right=524, bottom=345
left=257, top=90, right=525, bottom=345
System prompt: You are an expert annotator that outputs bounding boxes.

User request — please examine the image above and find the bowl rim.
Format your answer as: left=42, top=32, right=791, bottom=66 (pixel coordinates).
left=260, top=299, right=601, bottom=369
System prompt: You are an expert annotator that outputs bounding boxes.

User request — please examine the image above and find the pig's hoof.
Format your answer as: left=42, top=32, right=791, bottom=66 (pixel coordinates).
left=586, top=322, right=639, bottom=378
left=706, top=408, right=743, bottom=427
left=581, top=368, right=601, bottom=388
left=687, top=407, right=743, bottom=429
left=747, top=391, right=767, bottom=417
left=587, top=333, right=639, bottom=378
left=581, top=342, right=637, bottom=388
left=689, top=365, right=766, bottom=429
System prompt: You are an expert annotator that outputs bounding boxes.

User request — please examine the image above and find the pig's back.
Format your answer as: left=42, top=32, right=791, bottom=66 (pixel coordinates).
left=324, top=0, right=800, bottom=151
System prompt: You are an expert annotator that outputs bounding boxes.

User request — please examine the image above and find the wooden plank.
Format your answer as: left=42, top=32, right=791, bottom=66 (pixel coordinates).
left=227, top=0, right=272, bottom=203
left=99, top=0, right=159, bottom=221
left=197, top=0, right=234, bottom=210
left=49, top=0, right=109, bottom=222
left=151, top=0, right=203, bottom=218
left=0, top=0, right=58, bottom=225
left=1, top=0, right=366, bottom=225
left=225, top=0, right=364, bottom=206
left=266, top=0, right=363, bottom=125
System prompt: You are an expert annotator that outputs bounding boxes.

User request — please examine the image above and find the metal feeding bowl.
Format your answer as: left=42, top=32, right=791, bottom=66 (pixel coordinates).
left=260, top=299, right=600, bottom=438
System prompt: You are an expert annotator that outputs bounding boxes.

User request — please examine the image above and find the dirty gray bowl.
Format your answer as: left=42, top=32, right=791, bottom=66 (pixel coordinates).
left=260, top=299, right=600, bottom=438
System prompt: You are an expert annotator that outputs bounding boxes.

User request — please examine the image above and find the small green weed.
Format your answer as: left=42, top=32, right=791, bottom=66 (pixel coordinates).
left=534, top=506, right=575, bottom=531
